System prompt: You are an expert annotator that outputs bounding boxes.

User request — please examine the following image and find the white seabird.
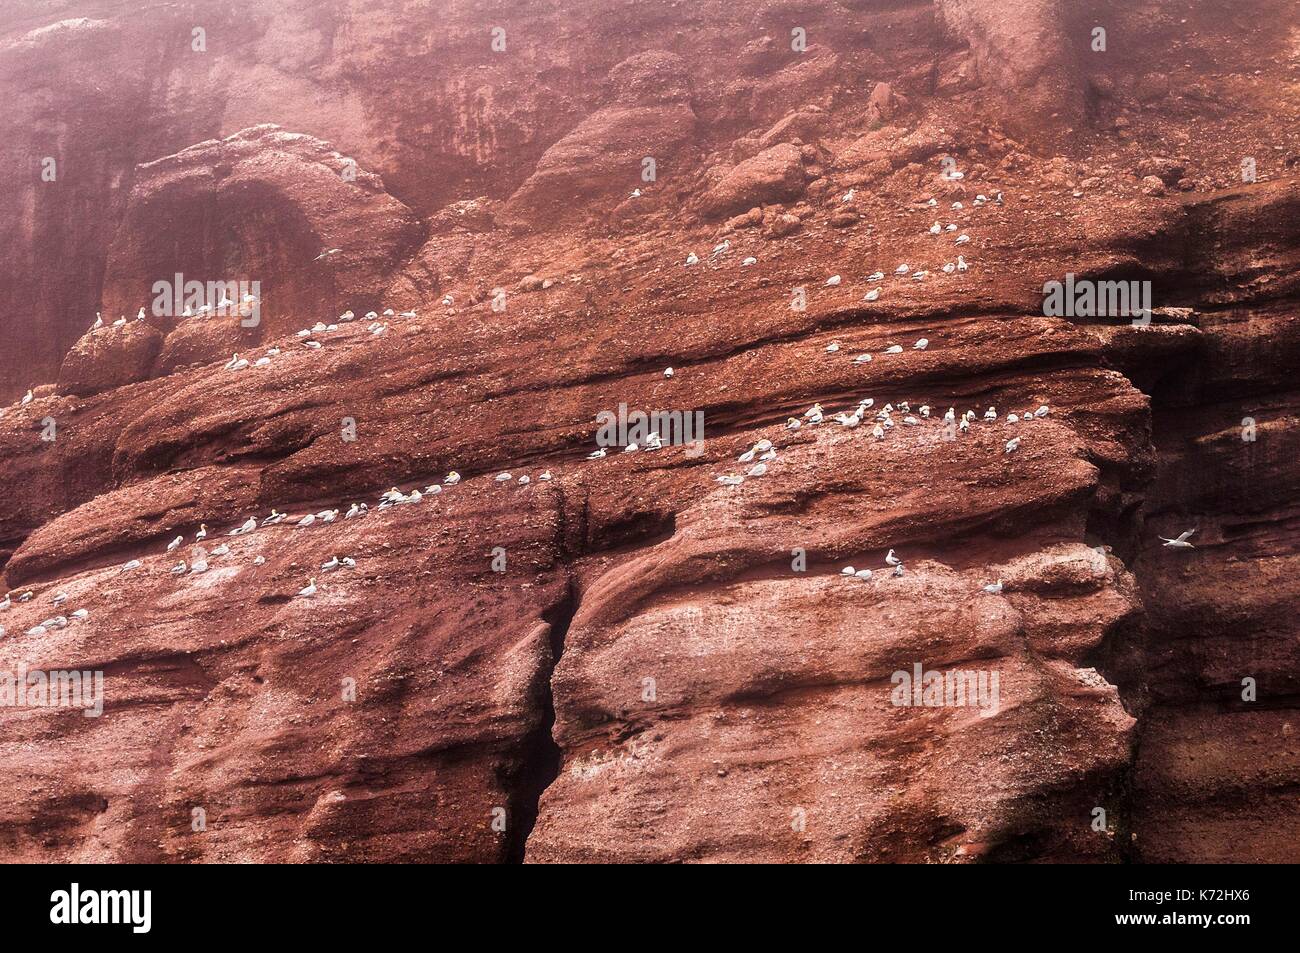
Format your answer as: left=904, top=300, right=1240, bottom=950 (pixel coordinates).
left=746, top=463, right=768, bottom=477
left=262, top=510, right=285, bottom=526
left=825, top=342, right=840, bottom=353
left=52, top=591, right=68, bottom=605
left=211, top=543, right=230, bottom=557
left=914, top=338, right=929, bottom=350
left=863, top=288, right=880, bottom=302
left=984, top=407, right=997, bottom=421
left=884, top=345, right=903, bottom=354
left=929, top=222, right=941, bottom=235
left=955, top=234, right=970, bottom=245
left=297, top=513, right=316, bottom=528
left=119, top=559, right=142, bottom=573
left=93, top=313, right=103, bottom=330
left=71, top=608, right=89, bottom=620
left=853, top=353, right=872, bottom=364
left=742, top=256, right=757, bottom=266
left=21, top=389, right=33, bottom=406
left=1034, top=405, right=1050, bottom=418
left=867, top=271, right=885, bottom=282
left=539, top=471, right=553, bottom=481
left=232, top=517, right=257, bottom=536
left=825, top=275, right=841, bottom=287
left=895, top=264, right=909, bottom=274
left=496, top=472, right=513, bottom=482
left=195, top=524, right=208, bottom=541
left=885, top=549, right=901, bottom=567
left=444, top=471, right=461, bottom=485
left=872, top=424, right=884, bottom=440
left=322, top=556, right=340, bottom=571
left=716, top=474, right=744, bottom=487
left=983, top=580, right=1003, bottom=594
left=841, top=566, right=856, bottom=575
left=786, top=417, right=801, bottom=430
left=1004, top=437, right=1021, bottom=453
left=1159, top=529, right=1196, bottom=549
left=957, top=256, right=969, bottom=272
left=587, top=449, right=607, bottom=460
left=685, top=253, right=699, bottom=266
left=664, top=367, right=674, bottom=378
left=854, top=569, right=873, bottom=580
left=298, top=578, right=317, bottom=598
left=167, top=535, right=183, bottom=552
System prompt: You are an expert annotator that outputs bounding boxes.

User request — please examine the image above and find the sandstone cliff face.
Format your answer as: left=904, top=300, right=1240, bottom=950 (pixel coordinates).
left=1, top=0, right=1298, bottom=863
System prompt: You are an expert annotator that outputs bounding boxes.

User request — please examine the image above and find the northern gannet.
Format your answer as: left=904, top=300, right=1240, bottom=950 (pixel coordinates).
left=842, top=189, right=855, bottom=202
left=313, top=248, right=341, bottom=261
left=18, top=591, right=33, bottom=602
left=895, top=264, right=909, bottom=274
left=339, top=311, right=355, bottom=322
left=716, top=474, right=744, bottom=486
left=885, top=549, right=902, bottom=567
left=872, top=423, right=884, bottom=440
left=1004, top=437, right=1021, bottom=453
left=955, top=234, right=970, bottom=245
left=345, top=503, right=362, bottom=518
left=262, top=510, right=285, bottom=526
left=1034, top=405, right=1050, bottom=418
left=52, top=591, right=68, bottom=605
left=855, top=569, right=873, bottom=580
left=914, top=338, right=929, bottom=350
left=1008, top=414, right=1019, bottom=423
left=825, top=275, right=841, bottom=287
left=26, top=625, right=47, bottom=636
left=884, top=345, right=903, bottom=354
left=399, top=310, right=416, bottom=318
left=195, top=524, right=208, bottom=541
left=835, top=412, right=861, bottom=428
left=0, top=594, right=8, bottom=611
left=685, top=253, right=699, bottom=266
left=539, top=471, right=553, bottom=481
left=137, top=307, right=146, bottom=321
left=892, top=564, right=905, bottom=577
left=983, top=580, right=1003, bottom=594
left=71, top=608, right=89, bottom=620
left=623, top=443, right=639, bottom=453
left=742, top=256, right=757, bottom=266
left=322, top=556, right=340, bottom=570
left=495, top=472, right=513, bottom=481
left=841, top=566, right=856, bottom=575
left=112, top=316, right=126, bottom=327
left=298, top=578, right=317, bottom=597
left=232, top=517, right=257, bottom=535
left=304, top=340, right=322, bottom=349
left=167, top=535, right=184, bottom=552
left=984, top=407, right=997, bottom=421
left=1159, top=529, right=1196, bottom=549
left=442, top=295, right=454, bottom=306
left=712, top=240, right=730, bottom=256
left=738, top=448, right=756, bottom=463
left=519, top=475, right=531, bottom=485
left=867, top=271, right=884, bottom=282
left=93, top=313, right=103, bottom=329
left=210, top=543, right=229, bottom=557
left=444, top=471, right=461, bottom=485
left=804, top=403, right=824, bottom=419
left=903, top=415, right=919, bottom=426
left=746, top=463, right=767, bottom=477
left=224, top=352, right=242, bottom=370
left=786, top=417, right=801, bottom=430
left=21, top=389, right=33, bottom=406
left=170, top=560, right=187, bottom=575
left=664, top=367, right=674, bottom=378
left=920, top=405, right=931, bottom=418
left=959, top=417, right=969, bottom=433
left=319, top=509, right=339, bottom=522
left=254, top=357, right=270, bottom=367
left=942, top=262, right=956, bottom=274
left=863, top=288, right=880, bottom=302
left=945, top=224, right=958, bottom=232
left=254, top=555, right=266, bottom=565
left=929, top=222, right=941, bottom=235
left=944, top=408, right=955, bottom=422
left=342, top=557, right=356, bottom=568
left=119, top=560, right=142, bottom=573
left=297, top=513, right=316, bottom=528
left=854, top=353, right=872, bottom=364
left=825, top=342, right=840, bottom=353
left=190, top=555, right=208, bottom=573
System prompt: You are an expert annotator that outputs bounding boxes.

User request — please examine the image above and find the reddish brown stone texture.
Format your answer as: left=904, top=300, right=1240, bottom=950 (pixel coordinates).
left=1, top=0, right=1299, bottom=863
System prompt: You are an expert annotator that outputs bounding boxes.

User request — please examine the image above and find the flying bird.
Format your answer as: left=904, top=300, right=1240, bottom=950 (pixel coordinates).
left=1159, top=529, right=1196, bottom=549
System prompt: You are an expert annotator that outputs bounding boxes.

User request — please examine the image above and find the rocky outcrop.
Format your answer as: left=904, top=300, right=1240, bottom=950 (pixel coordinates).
left=57, top=322, right=163, bottom=398
left=1, top=0, right=1298, bottom=865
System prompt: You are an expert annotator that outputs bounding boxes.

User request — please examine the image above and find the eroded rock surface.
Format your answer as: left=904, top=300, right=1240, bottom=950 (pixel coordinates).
left=1, top=0, right=1298, bottom=864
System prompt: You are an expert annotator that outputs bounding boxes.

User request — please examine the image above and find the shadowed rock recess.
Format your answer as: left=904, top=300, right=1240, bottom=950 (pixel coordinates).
left=0, top=0, right=1297, bottom=863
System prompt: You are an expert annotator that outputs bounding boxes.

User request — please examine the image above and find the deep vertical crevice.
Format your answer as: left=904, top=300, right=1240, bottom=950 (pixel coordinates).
left=504, top=578, right=578, bottom=863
